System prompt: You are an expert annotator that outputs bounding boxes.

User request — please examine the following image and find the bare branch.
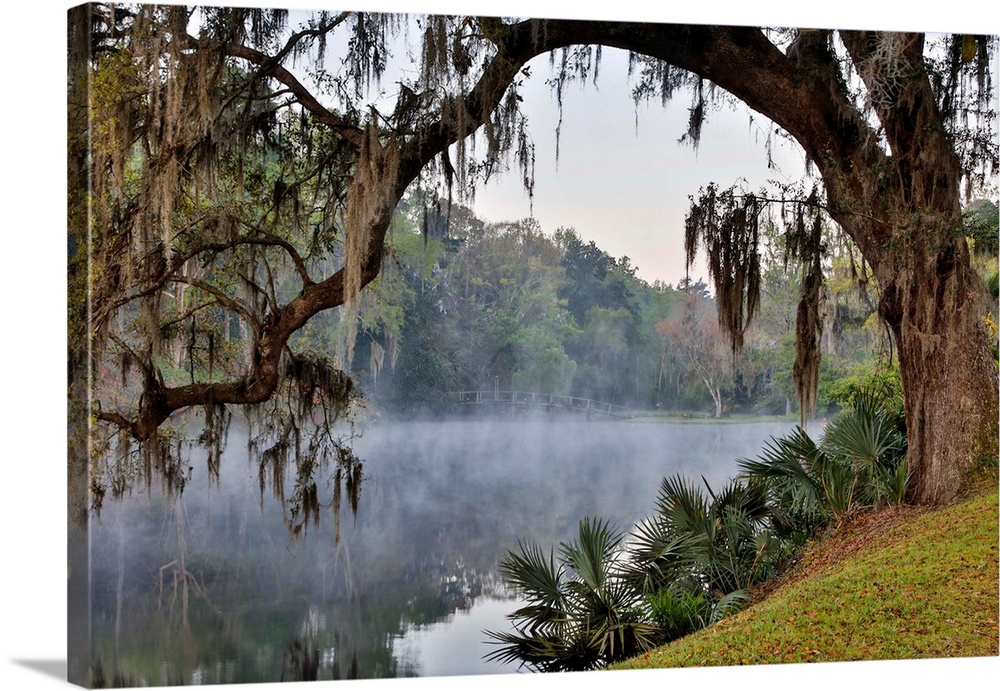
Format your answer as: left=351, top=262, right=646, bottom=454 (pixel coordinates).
left=226, top=42, right=365, bottom=147
left=272, top=11, right=352, bottom=66
left=158, top=299, right=221, bottom=331
left=110, top=230, right=315, bottom=315
left=94, top=408, right=136, bottom=432
left=107, top=332, right=156, bottom=382
left=237, top=222, right=315, bottom=286
left=169, top=275, right=261, bottom=332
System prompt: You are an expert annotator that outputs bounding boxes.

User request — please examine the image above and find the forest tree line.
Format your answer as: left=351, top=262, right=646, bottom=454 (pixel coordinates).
left=262, top=195, right=996, bottom=420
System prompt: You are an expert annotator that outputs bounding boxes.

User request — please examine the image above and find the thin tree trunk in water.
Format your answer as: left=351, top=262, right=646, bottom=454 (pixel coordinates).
left=114, top=529, right=124, bottom=673
left=702, top=377, right=723, bottom=419
left=176, top=499, right=190, bottom=633
left=657, top=359, right=664, bottom=407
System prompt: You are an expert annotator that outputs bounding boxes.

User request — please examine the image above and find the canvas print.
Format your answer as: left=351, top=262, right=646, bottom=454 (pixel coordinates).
left=67, top=2, right=999, bottom=688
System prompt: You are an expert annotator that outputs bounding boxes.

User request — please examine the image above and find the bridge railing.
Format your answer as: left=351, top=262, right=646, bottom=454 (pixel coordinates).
left=446, top=391, right=631, bottom=419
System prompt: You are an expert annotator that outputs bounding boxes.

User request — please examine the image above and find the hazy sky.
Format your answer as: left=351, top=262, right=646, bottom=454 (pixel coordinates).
left=268, top=1, right=995, bottom=287
left=466, top=46, right=808, bottom=285
left=2, top=4, right=998, bottom=691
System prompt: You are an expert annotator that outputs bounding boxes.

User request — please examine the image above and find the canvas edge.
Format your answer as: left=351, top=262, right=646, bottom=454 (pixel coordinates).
left=67, top=3, right=96, bottom=688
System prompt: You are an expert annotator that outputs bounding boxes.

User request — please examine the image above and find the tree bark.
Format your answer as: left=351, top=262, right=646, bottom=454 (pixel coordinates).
left=712, top=385, right=723, bottom=419
left=879, top=236, right=998, bottom=503
left=837, top=31, right=999, bottom=502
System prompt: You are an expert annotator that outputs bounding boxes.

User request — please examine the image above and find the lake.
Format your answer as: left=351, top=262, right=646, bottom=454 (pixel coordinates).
left=88, top=417, right=794, bottom=684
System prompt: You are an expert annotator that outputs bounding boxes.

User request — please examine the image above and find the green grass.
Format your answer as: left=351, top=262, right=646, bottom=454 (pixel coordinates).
left=614, top=487, right=999, bottom=669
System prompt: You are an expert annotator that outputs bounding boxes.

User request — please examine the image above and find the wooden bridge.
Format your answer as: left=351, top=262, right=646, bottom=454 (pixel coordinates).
left=445, top=390, right=631, bottom=420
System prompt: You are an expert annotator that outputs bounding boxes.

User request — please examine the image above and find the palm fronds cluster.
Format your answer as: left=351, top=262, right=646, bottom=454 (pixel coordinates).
left=487, top=389, right=908, bottom=671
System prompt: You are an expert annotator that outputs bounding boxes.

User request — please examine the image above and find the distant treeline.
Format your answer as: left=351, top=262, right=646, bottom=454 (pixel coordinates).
left=291, top=193, right=901, bottom=420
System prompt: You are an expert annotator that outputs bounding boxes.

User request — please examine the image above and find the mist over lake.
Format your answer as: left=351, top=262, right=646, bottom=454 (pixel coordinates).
left=87, top=417, right=794, bottom=683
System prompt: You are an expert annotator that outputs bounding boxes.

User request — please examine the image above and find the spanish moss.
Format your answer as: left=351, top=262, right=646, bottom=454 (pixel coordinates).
left=684, top=183, right=763, bottom=361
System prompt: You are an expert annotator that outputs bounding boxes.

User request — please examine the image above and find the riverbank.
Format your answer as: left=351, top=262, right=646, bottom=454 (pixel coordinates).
left=613, top=481, right=999, bottom=670
left=626, top=412, right=800, bottom=425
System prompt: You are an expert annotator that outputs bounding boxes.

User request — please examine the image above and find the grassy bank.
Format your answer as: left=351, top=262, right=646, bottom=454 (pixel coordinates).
left=614, top=485, right=998, bottom=670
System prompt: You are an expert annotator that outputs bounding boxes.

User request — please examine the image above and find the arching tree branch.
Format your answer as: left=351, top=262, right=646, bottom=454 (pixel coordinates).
left=225, top=42, right=365, bottom=147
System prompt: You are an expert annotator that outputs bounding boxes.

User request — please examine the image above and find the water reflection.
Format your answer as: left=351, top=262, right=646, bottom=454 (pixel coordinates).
left=89, top=418, right=792, bottom=684
left=395, top=597, right=522, bottom=676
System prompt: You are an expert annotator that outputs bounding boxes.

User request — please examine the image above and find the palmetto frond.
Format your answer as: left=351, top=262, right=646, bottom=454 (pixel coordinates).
left=488, top=517, right=657, bottom=671
left=706, top=476, right=771, bottom=527
left=818, top=455, right=858, bottom=519
left=483, top=627, right=597, bottom=672
left=559, top=516, right=622, bottom=593
left=655, top=474, right=711, bottom=534
left=738, top=427, right=825, bottom=512
left=823, top=390, right=903, bottom=475
left=622, top=517, right=697, bottom=594
left=497, top=540, right=566, bottom=629
left=709, top=588, right=750, bottom=624
left=737, top=426, right=838, bottom=535
left=822, top=389, right=908, bottom=508
left=875, top=450, right=910, bottom=506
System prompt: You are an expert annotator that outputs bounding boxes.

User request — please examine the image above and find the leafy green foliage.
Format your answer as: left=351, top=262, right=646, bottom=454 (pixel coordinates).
left=739, top=386, right=908, bottom=532
left=486, top=517, right=657, bottom=671
left=490, top=473, right=788, bottom=670
left=646, top=586, right=712, bottom=640
left=964, top=198, right=999, bottom=257
left=629, top=475, right=784, bottom=597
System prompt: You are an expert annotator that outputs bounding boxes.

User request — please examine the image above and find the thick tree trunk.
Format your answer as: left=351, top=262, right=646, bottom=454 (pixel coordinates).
left=880, top=238, right=999, bottom=504
left=833, top=31, right=998, bottom=502
left=829, top=202, right=999, bottom=504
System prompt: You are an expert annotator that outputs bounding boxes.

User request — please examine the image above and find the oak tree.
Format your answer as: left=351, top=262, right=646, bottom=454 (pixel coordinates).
left=69, top=5, right=998, bottom=504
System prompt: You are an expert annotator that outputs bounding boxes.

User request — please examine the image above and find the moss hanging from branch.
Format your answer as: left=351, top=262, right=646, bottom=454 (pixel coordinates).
left=687, top=183, right=830, bottom=424
left=685, top=183, right=762, bottom=362
left=794, top=237, right=824, bottom=425
left=783, top=191, right=827, bottom=426
left=342, top=124, right=400, bottom=364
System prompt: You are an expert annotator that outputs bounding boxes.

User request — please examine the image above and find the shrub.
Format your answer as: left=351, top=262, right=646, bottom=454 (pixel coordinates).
left=647, top=586, right=712, bottom=641
left=491, top=385, right=908, bottom=670
left=485, top=517, right=658, bottom=672
left=739, top=387, right=908, bottom=532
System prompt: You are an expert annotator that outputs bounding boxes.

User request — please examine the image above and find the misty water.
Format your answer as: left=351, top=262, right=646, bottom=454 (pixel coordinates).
left=89, top=417, right=794, bottom=684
